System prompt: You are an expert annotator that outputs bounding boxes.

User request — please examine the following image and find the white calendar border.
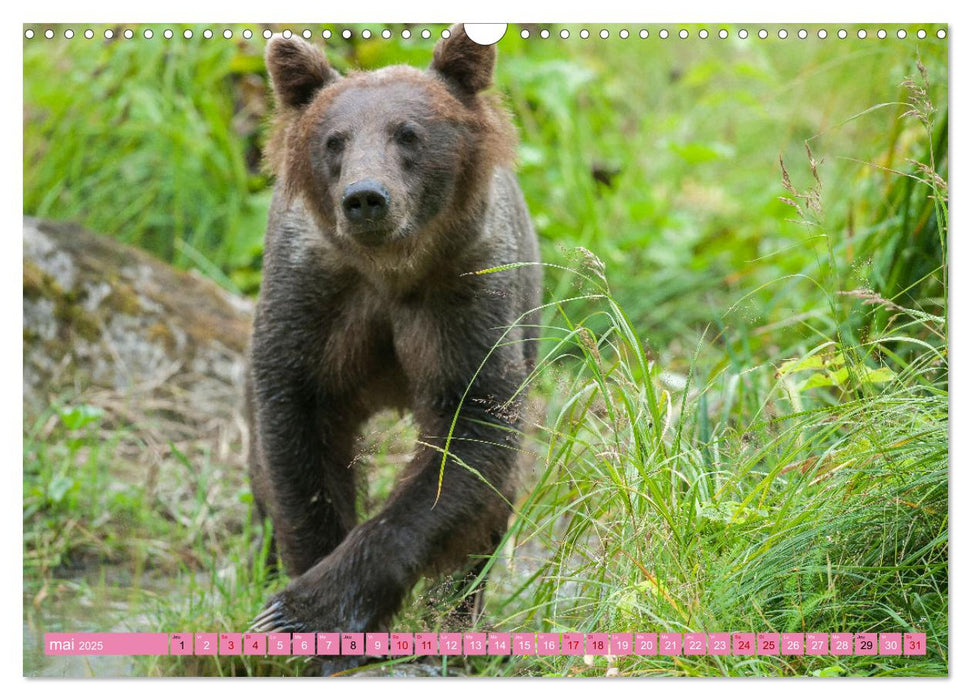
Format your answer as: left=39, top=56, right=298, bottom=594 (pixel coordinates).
left=6, top=0, right=962, bottom=697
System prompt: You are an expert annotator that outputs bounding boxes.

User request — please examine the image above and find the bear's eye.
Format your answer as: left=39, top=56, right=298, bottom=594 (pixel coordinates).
left=325, top=134, right=345, bottom=154
left=395, top=125, right=420, bottom=147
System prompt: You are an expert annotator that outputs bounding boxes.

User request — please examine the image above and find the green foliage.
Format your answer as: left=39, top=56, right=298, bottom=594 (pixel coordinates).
left=24, top=25, right=271, bottom=294
left=476, top=210, right=946, bottom=676
left=24, top=403, right=148, bottom=582
left=471, top=46, right=947, bottom=672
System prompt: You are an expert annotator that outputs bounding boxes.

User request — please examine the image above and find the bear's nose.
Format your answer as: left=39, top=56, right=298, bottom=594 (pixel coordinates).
left=342, top=180, right=390, bottom=223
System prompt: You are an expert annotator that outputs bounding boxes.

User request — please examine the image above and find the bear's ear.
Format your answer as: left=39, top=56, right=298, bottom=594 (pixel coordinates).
left=265, top=36, right=339, bottom=110
left=430, top=24, right=496, bottom=97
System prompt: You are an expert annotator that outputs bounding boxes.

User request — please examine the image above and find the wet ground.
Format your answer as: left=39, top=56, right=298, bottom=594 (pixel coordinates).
left=22, top=406, right=560, bottom=678
left=23, top=534, right=556, bottom=678
left=24, top=567, right=169, bottom=677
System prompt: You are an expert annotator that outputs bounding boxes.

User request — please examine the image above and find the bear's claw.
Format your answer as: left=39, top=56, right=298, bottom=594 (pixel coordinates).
left=248, top=599, right=307, bottom=633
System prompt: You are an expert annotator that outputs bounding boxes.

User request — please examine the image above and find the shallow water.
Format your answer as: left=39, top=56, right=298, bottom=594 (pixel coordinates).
left=23, top=566, right=172, bottom=677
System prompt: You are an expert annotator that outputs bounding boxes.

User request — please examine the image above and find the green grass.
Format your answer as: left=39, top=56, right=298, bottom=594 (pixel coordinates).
left=482, top=262, right=946, bottom=677
left=23, top=24, right=947, bottom=676
left=23, top=24, right=272, bottom=295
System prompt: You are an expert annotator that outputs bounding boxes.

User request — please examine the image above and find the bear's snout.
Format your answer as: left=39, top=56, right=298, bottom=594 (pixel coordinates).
left=340, top=179, right=394, bottom=247
left=342, top=179, right=390, bottom=225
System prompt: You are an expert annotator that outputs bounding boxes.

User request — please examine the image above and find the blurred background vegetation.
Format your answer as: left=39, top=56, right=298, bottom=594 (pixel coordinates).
left=23, top=23, right=947, bottom=347
left=23, top=24, right=947, bottom=677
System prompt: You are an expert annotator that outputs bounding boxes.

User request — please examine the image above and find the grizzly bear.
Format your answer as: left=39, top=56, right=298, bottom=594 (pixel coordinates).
left=245, top=23, right=541, bottom=661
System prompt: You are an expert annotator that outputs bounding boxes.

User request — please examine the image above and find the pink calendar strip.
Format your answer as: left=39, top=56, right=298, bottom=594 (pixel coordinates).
left=44, top=632, right=927, bottom=657
left=43, top=633, right=169, bottom=655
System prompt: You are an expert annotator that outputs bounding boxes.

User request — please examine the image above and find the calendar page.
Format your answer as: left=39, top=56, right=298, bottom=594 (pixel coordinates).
left=22, top=20, right=948, bottom=678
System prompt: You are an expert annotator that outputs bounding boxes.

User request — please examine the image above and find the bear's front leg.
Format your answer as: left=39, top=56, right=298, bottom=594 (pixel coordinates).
left=250, top=343, right=363, bottom=578
left=252, top=384, right=523, bottom=673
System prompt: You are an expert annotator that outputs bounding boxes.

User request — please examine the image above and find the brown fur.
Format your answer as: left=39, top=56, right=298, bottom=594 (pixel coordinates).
left=266, top=68, right=517, bottom=223
left=246, top=25, right=541, bottom=672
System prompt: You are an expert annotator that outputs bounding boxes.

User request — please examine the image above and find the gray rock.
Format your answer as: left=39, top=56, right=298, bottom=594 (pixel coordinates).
left=23, top=216, right=254, bottom=453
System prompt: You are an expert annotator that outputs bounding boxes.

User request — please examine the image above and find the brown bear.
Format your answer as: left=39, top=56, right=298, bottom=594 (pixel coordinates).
left=245, top=23, right=541, bottom=664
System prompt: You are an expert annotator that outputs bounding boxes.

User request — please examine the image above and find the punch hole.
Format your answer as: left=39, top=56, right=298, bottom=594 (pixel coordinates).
left=24, top=28, right=34, bottom=39
left=857, top=29, right=867, bottom=39
left=659, top=29, right=669, bottom=39
left=124, top=29, right=133, bottom=39
left=342, top=29, right=352, bottom=39
left=184, top=29, right=193, bottom=39
left=65, top=29, right=75, bottom=39
left=758, top=29, right=768, bottom=39
left=85, top=29, right=94, bottom=39
left=738, top=29, right=748, bottom=39
left=837, top=29, right=847, bottom=39
left=164, top=29, right=174, bottom=39
left=818, top=29, right=827, bottom=39
left=917, top=29, right=926, bottom=39
left=619, top=29, right=629, bottom=39
left=402, top=29, right=412, bottom=39
left=679, top=29, right=688, bottom=39
left=441, top=28, right=450, bottom=39
left=242, top=29, right=252, bottom=39
left=382, top=29, right=392, bottom=39
left=45, top=29, right=54, bottom=39
left=301, top=29, right=310, bottom=39
left=203, top=29, right=213, bottom=39
left=600, top=29, right=608, bottom=39
left=104, top=29, right=114, bottom=39
left=521, top=29, right=530, bottom=39
left=362, top=29, right=372, bottom=39
left=897, top=29, right=907, bottom=38
left=540, top=29, right=549, bottom=39
left=580, top=29, right=589, bottom=39
left=937, top=29, right=946, bottom=39
left=263, top=29, right=273, bottom=39
left=638, top=29, right=648, bottom=39
left=718, top=29, right=728, bottom=39
left=282, top=29, right=292, bottom=39
left=224, top=29, right=233, bottom=39
left=877, top=29, right=886, bottom=39
left=699, top=29, right=709, bottom=39
left=421, top=29, right=431, bottom=39
left=778, top=29, right=788, bottom=39
left=465, top=23, right=506, bottom=44
left=559, top=29, right=570, bottom=39
left=798, top=29, right=807, bottom=39
left=143, top=29, right=153, bottom=39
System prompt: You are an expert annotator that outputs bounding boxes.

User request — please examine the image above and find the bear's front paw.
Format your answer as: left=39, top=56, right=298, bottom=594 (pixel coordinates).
left=248, top=586, right=383, bottom=676
left=250, top=556, right=400, bottom=635
left=249, top=584, right=348, bottom=635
